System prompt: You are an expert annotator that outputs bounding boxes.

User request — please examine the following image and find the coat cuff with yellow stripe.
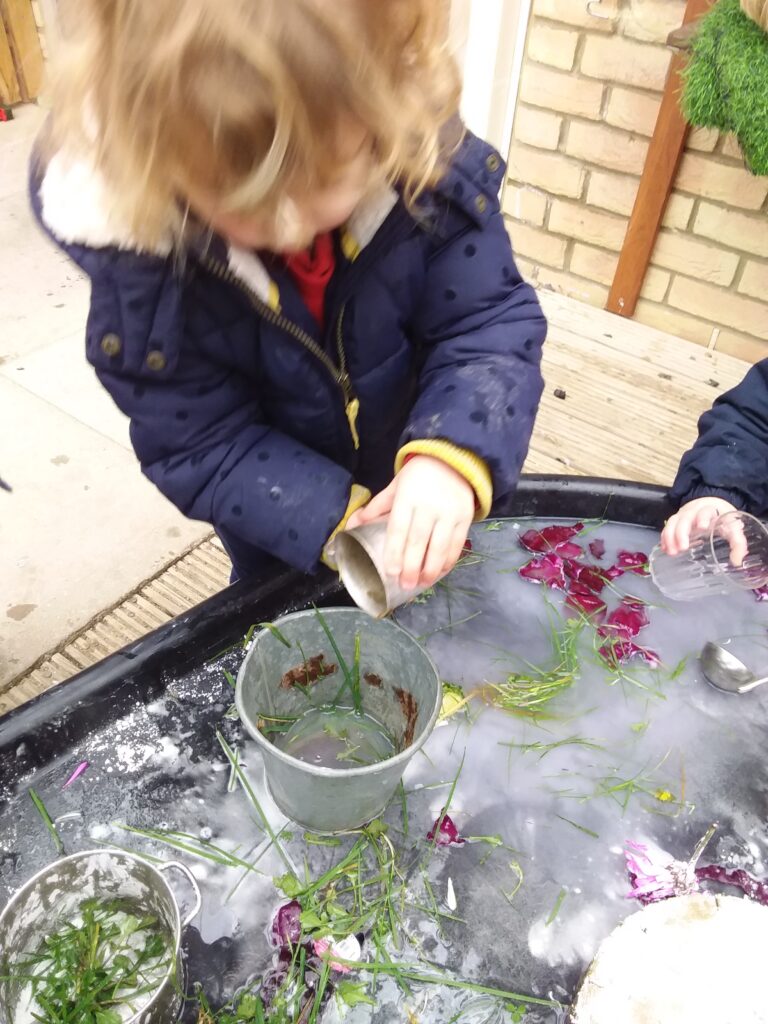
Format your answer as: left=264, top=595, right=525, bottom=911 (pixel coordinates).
left=395, top=440, right=493, bottom=520
left=321, top=483, right=372, bottom=569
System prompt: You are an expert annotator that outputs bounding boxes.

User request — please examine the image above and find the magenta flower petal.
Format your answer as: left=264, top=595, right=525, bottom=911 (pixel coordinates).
left=599, top=640, right=660, bottom=668
left=566, top=586, right=606, bottom=618
left=462, top=539, right=473, bottom=553
left=519, top=553, right=567, bottom=590
left=616, top=550, right=650, bottom=576
left=427, top=810, right=465, bottom=847
left=520, top=522, right=584, bottom=554
left=565, top=561, right=607, bottom=594
left=695, top=864, right=768, bottom=907
left=753, top=585, right=768, bottom=602
left=625, top=839, right=699, bottom=905
left=602, top=564, right=625, bottom=581
left=272, top=900, right=302, bottom=947
left=63, top=760, right=89, bottom=789
left=553, top=541, right=582, bottom=559
left=589, top=539, right=606, bottom=560
left=520, top=530, right=542, bottom=552
left=598, top=598, right=650, bottom=640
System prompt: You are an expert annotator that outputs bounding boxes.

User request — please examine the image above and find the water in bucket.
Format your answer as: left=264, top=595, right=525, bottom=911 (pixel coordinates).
left=275, top=705, right=396, bottom=768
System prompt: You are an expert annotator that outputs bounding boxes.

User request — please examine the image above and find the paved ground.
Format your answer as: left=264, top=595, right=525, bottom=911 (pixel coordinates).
left=0, top=105, right=208, bottom=687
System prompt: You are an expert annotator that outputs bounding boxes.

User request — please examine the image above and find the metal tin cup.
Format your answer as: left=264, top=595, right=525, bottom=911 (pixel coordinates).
left=236, top=608, right=441, bottom=833
left=329, top=521, right=426, bottom=618
left=0, top=849, right=201, bottom=1024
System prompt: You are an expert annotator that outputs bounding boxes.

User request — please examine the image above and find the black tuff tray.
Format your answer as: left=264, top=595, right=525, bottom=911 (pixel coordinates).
left=0, top=476, right=674, bottom=1019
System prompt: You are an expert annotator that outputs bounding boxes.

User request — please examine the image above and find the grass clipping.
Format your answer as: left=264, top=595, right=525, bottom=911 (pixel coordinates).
left=681, top=0, right=768, bottom=175
left=482, top=618, right=583, bottom=717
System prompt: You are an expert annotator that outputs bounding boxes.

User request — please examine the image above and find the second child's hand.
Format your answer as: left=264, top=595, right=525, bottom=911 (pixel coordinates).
left=346, top=455, right=475, bottom=590
left=661, top=497, right=738, bottom=556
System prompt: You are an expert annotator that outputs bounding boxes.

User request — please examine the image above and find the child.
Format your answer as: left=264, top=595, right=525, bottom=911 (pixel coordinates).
left=661, top=360, right=768, bottom=554
left=32, top=0, right=546, bottom=591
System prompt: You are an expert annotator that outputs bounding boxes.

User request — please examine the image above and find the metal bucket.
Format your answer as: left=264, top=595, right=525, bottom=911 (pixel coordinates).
left=236, top=608, right=441, bottom=833
left=0, top=849, right=201, bottom=1024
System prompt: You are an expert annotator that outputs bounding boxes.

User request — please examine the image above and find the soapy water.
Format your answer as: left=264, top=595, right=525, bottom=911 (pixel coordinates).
left=0, top=518, right=766, bottom=1023
left=276, top=706, right=396, bottom=768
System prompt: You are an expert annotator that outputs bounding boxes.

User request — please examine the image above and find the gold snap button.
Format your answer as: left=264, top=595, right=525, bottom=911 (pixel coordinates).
left=100, top=333, right=122, bottom=357
left=486, top=153, right=500, bottom=172
left=475, top=195, right=488, bottom=214
left=146, top=350, right=167, bottom=371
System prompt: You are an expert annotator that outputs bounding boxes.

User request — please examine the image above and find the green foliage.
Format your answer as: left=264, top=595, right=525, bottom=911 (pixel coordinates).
left=485, top=617, right=584, bottom=716
left=10, top=899, right=170, bottom=1024
left=682, top=0, right=768, bottom=175
left=336, top=980, right=375, bottom=1008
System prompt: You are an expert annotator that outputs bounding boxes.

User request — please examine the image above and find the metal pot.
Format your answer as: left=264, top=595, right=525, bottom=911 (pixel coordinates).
left=236, top=607, right=442, bottom=833
left=0, top=849, right=201, bottom=1024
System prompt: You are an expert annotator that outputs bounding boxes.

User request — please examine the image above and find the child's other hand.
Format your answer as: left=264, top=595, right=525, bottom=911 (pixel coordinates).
left=661, top=497, right=738, bottom=556
left=346, top=456, right=475, bottom=590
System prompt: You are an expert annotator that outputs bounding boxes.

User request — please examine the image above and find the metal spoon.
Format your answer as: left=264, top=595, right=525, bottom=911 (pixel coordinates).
left=700, top=641, right=768, bottom=694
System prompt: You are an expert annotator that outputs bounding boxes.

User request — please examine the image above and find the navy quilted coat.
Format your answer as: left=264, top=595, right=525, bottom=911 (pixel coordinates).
left=32, top=132, right=546, bottom=579
left=671, top=359, right=768, bottom=514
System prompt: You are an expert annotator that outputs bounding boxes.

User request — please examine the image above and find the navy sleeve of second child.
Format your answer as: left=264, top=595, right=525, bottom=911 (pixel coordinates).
left=671, top=359, right=768, bottom=515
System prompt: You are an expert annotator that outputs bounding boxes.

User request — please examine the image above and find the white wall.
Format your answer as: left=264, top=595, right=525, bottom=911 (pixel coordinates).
left=449, top=0, right=532, bottom=157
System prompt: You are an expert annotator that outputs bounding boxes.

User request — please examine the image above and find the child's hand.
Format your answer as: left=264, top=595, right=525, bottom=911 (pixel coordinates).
left=661, top=497, right=738, bottom=556
left=346, top=456, right=475, bottom=590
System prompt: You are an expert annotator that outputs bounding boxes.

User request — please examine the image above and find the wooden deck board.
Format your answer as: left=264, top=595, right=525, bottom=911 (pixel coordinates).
left=524, top=292, right=750, bottom=486
left=540, top=292, right=747, bottom=387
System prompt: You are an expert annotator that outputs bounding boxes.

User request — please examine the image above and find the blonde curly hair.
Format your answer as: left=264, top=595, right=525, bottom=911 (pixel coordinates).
left=47, top=0, right=461, bottom=248
left=741, top=0, right=768, bottom=30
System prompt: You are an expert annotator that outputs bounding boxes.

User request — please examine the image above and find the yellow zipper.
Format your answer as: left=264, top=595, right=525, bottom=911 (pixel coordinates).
left=201, top=255, right=360, bottom=449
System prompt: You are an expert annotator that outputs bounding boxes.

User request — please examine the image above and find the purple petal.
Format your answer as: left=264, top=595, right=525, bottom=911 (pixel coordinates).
left=565, top=561, right=606, bottom=594
left=565, top=585, right=606, bottom=618
left=520, top=522, right=584, bottom=554
left=753, top=585, right=768, bottom=602
left=63, top=761, right=89, bottom=789
left=427, top=810, right=465, bottom=847
left=695, top=864, right=768, bottom=907
left=625, top=839, right=696, bottom=905
left=598, top=598, right=650, bottom=640
left=519, top=553, right=567, bottom=590
left=602, top=564, right=625, bottom=581
left=554, top=541, right=584, bottom=560
left=589, top=539, right=606, bottom=560
left=616, top=550, right=650, bottom=576
left=272, top=900, right=302, bottom=946
left=600, top=640, right=660, bottom=668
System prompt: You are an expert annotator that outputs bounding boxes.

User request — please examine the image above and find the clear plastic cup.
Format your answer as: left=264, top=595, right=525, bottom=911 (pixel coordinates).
left=650, top=510, right=768, bottom=601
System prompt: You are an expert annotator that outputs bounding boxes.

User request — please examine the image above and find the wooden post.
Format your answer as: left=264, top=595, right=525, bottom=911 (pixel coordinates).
left=0, top=0, right=44, bottom=104
left=0, top=13, right=20, bottom=105
left=606, top=0, right=714, bottom=319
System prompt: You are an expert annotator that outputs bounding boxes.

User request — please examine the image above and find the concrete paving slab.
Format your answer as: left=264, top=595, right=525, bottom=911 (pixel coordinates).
left=1, top=104, right=90, bottom=362
left=1, top=330, right=132, bottom=449
left=0, top=103, right=47, bottom=201
left=0, top=378, right=208, bottom=686
left=0, top=183, right=89, bottom=362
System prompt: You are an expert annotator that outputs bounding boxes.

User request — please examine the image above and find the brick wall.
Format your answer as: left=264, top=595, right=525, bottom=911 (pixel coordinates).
left=505, top=0, right=768, bottom=363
